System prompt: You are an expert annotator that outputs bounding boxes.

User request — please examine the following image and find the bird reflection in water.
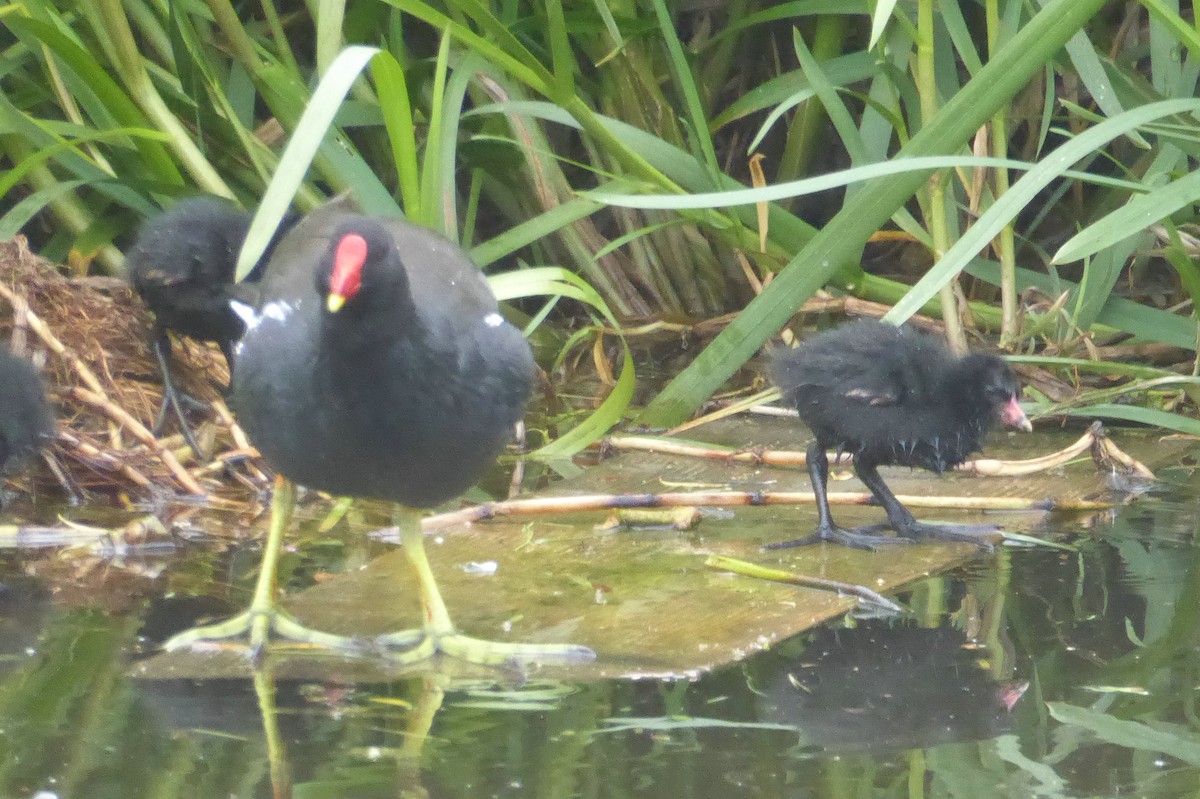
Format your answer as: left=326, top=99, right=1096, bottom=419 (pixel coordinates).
left=757, top=621, right=1028, bottom=753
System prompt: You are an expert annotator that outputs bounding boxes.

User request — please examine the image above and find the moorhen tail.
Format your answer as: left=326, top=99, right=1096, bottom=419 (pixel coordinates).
left=0, top=351, right=54, bottom=503
left=766, top=319, right=1031, bottom=550
left=127, top=198, right=296, bottom=456
left=165, top=203, right=594, bottom=666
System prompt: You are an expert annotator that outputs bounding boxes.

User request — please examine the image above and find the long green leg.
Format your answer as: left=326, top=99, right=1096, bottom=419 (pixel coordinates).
left=163, top=476, right=369, bottom=656
left=375, top=506, right=595, bottom=665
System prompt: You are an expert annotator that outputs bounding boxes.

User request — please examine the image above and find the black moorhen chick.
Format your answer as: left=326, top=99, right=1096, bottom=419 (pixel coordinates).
left=165, top=202, right=594, bottom=666
left=767, top=319, right=1031, bottom=550
left=0, top=351, right=54, bottom=502
left=127, top=198, right=296, bottom=455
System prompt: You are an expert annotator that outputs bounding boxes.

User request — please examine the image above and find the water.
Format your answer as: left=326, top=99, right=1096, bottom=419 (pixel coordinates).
left=1, top=474, right=1199, bottom=799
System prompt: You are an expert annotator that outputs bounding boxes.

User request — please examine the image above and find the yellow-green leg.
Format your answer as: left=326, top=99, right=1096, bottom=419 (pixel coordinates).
left=163, top=476, right=368, bottom=656
left=375, top=507, right=595, bottom=665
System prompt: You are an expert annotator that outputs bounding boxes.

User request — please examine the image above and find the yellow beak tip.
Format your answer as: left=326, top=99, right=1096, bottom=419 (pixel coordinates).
left=326, top=294, right=346, bottom=313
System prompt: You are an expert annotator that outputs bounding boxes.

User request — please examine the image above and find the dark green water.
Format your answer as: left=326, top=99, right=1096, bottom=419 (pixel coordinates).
left=2, top=473, right=1199, bottom=799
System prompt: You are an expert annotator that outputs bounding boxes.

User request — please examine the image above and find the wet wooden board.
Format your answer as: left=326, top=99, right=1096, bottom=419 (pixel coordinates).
left=134, top=420, right=1196, bottom=683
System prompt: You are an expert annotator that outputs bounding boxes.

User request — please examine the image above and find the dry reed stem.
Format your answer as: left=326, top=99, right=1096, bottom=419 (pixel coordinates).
left=56, top=431, right=152, bottom=489
left=1, top=236, right=239, bottom=499
left=68, top=387, right=204, bottom=495
left=421, top=489, right=1117, bottom=531
left=602, top=425, right=1136, bottom=479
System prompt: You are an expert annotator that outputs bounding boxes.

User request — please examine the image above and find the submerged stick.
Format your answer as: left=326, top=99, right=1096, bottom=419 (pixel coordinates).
left=705, top=555, right=902, bottom=612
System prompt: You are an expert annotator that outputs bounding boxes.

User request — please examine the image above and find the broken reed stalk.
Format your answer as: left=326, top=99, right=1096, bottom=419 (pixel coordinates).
left=56, top=430, right=152, bottom=489
left=705, top=554, right=902, bottom=612
left=421, top=489, right=1117, bottom=531
left=600, top=421, right=1154, bottom=480
left=69, top=386, right=204, bottom=495
left=0, top=280, right=107, bottom=396
left=0, top=249, right=217, bottom=497
left=666, top=388, right=779, bottom=436
left=0, top=515, right=170, bottom=555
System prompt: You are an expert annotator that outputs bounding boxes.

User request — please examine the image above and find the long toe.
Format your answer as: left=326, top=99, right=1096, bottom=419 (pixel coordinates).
left=762, top=533, right=823, bottom=551
left=163, top=608, right=373, bottom=657
left=765, top=525, right=915, bottom=552
left=896, top=522, right=1000, bottom=550
left=438, top=634, right=596, bottom=666
left=832, top=524, right=916, bottom=551
left=376, top=629, right=594, bottom=667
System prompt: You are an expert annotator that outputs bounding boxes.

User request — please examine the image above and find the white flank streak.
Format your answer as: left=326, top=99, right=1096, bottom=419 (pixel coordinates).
left=483, top=312, right=504, bottom=328
left=262, top=300, right=293, bottom=322
left=232, top=299, right=296, bottom=354
left=230, top=299, right=257, bottom=329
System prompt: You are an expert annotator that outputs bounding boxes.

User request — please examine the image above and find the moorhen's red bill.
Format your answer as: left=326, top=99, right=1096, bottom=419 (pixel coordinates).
left=127, top=198, right=297, bottom=455
left=165, top=201, right=594, bottom=666
left=0, top=350, right=54, bottom=503
left=767, top=319, right=1031, bottom=550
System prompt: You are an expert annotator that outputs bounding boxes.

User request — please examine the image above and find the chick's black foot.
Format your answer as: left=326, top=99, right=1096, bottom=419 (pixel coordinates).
left=151, top=388, right=210, bottom=432
left=764, top=523, right=915, bottom=552
left=892, top=521, right=999, bottom=550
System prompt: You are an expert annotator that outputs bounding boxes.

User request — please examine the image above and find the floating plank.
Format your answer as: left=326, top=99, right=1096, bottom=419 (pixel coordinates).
left=134, top=421, right=1194, bottom=682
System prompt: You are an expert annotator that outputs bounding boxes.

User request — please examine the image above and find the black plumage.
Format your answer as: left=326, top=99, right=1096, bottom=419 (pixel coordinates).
left=231, top=210, right=537, bottom=507
left=0, top=351, right=54, bottom=494
left=768, top=319, right=1031, bottom=549
left=166, top=202, right=592, bottom=665
left=126, top=198, right=296, bottom=454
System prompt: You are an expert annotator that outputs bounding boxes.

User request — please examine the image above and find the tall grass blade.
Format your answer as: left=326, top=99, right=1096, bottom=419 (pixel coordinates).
left=237, top=45, right=380, bottom=282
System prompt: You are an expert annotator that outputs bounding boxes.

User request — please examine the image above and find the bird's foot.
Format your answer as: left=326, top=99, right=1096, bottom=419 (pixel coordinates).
left=764, top=524, right=915, bottom=552
left=376, top=628, right=596, bottom=667
left=893, top=521, right=999, bottom=550
left=152, top=388, right=211, bottom=459
left=162, top=608, right=372, bottom=659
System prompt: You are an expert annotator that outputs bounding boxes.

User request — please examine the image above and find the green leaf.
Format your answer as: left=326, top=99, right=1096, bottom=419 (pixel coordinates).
left=0, top=179, right=87, bottom=239
left=1047, top=404, right=1200, bottom=437
left=237, top=45, right=381, bottom=282
left=712, top=52, right=879, bottom=130
left=488, top=267, right=635, bottom=458
left=883, top=98, right=1200, bottom=326
left=966, top=259, right=1197, bottom=349
left=584, top=155, right=1146, bottom=210
left=1053, top=170, right=1200, bottom=264
left=1048, top=702, right=1200, bottom=765
left=640, top=0, right=1114, bottom=426
left=868, top=0, right=900, bottom=50
left=315, top=0, right=346, bottom=74
left=650, top=0, right=718, bottom=170
left=4, top=14, right=181, bottom=180
left=471, top=197, right=604, bottom=268
left=369, top=52, right=420, bottom=214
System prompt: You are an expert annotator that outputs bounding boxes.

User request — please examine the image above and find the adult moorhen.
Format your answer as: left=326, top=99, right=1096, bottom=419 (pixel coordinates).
left=165, top=202, right=594, bottom=666
left=127, top=198, right=296, bottom=455
left=0, top=350, right=54, bottom=503
left=767, top=319, right=1031, bottom=550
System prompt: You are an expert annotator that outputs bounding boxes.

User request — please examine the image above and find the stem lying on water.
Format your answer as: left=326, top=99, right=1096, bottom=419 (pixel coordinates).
left=705, top=554, right=902, bottom=612
left=420, top=488, right=1117, bottom=532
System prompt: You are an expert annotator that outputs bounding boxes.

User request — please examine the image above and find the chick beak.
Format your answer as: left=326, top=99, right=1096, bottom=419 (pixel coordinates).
left=1002, top=395, right=1032, bottom=432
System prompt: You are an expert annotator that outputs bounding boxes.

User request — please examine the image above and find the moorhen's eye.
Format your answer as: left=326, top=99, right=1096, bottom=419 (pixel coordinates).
left=767, top=319, right=1030, bottom=551
left=985, top=383, right=1012, bottom=401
